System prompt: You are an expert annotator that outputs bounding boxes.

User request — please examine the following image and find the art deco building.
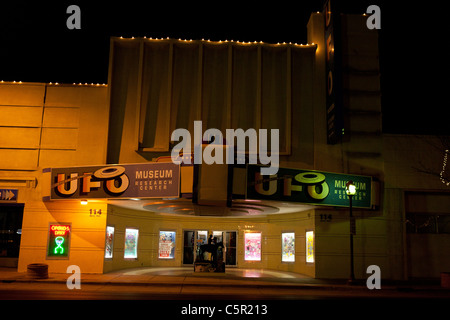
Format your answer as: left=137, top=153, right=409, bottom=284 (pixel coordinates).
left=0, top=9, right=448, bottom=280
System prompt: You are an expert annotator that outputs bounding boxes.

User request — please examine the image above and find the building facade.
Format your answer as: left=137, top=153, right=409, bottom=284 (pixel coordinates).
left=0, top=11, right=449, bottom=280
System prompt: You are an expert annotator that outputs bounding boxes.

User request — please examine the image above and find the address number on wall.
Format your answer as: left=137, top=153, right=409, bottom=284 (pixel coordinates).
left=89, top=209, right=102, bottom=217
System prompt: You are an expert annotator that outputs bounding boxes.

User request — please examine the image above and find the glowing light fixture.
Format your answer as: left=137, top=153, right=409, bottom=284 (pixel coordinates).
left=345, top=181, right=356, bottom=196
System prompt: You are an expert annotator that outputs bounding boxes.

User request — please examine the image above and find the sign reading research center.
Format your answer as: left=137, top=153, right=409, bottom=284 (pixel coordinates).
left=247, top=165, right=372, bottom=209
left=47, top=163, right=180, bottom=200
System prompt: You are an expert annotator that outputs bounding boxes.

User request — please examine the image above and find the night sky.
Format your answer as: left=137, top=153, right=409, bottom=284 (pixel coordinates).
left=0, top=1, right=448, bottom=135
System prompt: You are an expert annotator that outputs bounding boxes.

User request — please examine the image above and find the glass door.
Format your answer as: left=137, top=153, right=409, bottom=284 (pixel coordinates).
left=196, top=230, right=208, bottom=261
left=225, top=231, right=237, bottom=266
left=212, top=230, right=237, bottom=266
left=183, top=230, right=194, bottom=265
left=184, top=230, right=237, bottom=266
left=183, top=230, right=207, bottom=265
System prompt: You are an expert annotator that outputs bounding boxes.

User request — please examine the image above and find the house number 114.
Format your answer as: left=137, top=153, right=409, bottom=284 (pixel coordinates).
left=89, top=209, right=102, bottom=217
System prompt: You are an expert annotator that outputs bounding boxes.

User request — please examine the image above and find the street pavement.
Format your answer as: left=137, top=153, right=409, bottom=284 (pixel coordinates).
left=1, top=267, right=449, bottom=318
left=0, top=266, right=449, bottom=299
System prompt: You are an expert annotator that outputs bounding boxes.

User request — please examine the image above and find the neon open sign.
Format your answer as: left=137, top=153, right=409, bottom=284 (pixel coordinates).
left=47, top=224, right=71, bottom=259
left=50, top=225, right=70, bottom=236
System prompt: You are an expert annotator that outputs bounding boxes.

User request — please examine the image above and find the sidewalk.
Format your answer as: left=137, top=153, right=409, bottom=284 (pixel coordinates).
left=0, top=266, right=446, bottom=292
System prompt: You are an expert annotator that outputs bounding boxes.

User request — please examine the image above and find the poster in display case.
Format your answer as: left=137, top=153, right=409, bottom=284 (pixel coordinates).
left=281, top=232, right=295, bottom=262
left=306, top=231, right=314, bottom=263
left=159, top=231, right=176, bottom=259
left=124, top=228, right=139, bottom=259
left=105, top=226, right=114, bottom=259
left=244, top=232, right=261, bottom=261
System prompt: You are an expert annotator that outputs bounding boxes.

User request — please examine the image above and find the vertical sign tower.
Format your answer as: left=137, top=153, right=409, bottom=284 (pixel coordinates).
left=324, top=0, right=344, bottom=144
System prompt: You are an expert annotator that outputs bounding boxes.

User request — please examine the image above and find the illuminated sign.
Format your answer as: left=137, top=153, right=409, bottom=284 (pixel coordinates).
left=46, top=162, right=180, bottom=200
left=324, top=0, right=344, bottom=144
left=47, top=224, right=71, bottom=259
left=247, top=165, right=372, bottom=209
left=51, top=225, right=70, bottom=236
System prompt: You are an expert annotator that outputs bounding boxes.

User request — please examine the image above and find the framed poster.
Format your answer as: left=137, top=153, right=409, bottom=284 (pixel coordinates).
left=159, top=231, right=176, bottom=259
left=281, top=232, right=295, bottom=262
left=244, top=232, right=261, bottom=261
left=306, top=231, right=314, bottom=263
left=124, top=228, right=139, bottom=259
left=47, top=223, right=71, bottom=259
left=105, top=226, right=115, bottom=259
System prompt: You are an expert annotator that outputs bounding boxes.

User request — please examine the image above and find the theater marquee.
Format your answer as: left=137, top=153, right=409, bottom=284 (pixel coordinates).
left=45, top=162, right=180, bottom=200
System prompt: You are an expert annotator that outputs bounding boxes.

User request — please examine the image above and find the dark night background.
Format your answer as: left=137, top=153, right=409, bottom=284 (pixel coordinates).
left=0, top=1, right=448, bottom=135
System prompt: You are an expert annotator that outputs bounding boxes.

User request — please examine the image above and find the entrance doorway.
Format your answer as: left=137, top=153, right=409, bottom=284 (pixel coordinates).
left=183, top=230, right=237, bottom=266
left=0, top=203, right=24, bottom=267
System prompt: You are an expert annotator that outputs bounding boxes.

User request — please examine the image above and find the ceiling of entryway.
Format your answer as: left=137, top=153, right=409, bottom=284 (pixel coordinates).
left=109, top=198, right=314, bottom=217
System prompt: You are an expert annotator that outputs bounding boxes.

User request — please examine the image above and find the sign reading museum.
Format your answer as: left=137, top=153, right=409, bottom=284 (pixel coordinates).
left=247, top=165, right=372, bottom=209
left=47, top=162, right=180, bottom=200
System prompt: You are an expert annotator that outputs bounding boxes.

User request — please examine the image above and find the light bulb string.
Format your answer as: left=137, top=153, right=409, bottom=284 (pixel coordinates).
left=440, top=149, right=450, bottom=186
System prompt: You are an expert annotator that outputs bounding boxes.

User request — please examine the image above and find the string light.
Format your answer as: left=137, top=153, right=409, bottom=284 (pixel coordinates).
left=1, top=37, right=316, bottom=89
left=3, top=81, right=108, bottom=87
left=0, top=80, right=23, bottom=84
left=440, top=149, right=450, bottom=186
left=0, top=80, right=107, bottom=87
left=115, top=36, right=316, bottom=47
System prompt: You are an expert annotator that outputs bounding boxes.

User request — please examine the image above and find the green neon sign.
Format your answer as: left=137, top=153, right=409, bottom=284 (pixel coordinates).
left=54, top=236, right=65, bottom=254
left=47, top=224, right=71, bottom=259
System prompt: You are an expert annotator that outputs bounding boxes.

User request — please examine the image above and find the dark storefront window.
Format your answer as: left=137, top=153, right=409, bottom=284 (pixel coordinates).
left=0, top=204, right=24, bottom=258
left=406, top=213, right=450, bottom=234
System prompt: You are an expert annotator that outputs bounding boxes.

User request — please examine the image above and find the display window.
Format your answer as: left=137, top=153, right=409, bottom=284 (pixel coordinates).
left=244, top=232, right=261, bottom=261
left=306, top=231, right=314, bottom=263
left=105, top=226, right=115, bottom=259
left=281, top=232, right=295, bottom=262
left=159, top=231, right=176, bottom=259
left=124, top=228, right=139, bottom=259
left=47, top=223, right=71, bottom=259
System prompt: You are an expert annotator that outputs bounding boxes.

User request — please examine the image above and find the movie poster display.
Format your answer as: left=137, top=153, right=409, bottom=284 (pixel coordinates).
left=244, top=232, right=261, bottom=261
left=159, top=231, right=176, bottom=259
left=124, top=228, right=139, bottom=259
left=105, top=226, right=114, bottom=259
left=306, top=231, right=314, bottom=263
left=281, top=232, right=295, bottom=262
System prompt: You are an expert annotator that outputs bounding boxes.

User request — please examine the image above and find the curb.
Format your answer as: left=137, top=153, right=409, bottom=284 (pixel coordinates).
left=0, top=274, right=360, bottom=289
